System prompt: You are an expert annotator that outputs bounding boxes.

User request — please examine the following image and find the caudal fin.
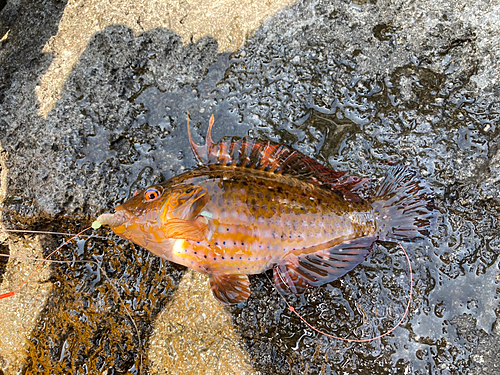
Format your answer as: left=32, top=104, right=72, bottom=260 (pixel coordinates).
left=373, top=166, right=436, bottom=241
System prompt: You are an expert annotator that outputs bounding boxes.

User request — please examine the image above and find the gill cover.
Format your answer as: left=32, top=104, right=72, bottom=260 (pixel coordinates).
left=161, top=184, right=210, bottom=242
left=162, top=184, right=208, bottom=220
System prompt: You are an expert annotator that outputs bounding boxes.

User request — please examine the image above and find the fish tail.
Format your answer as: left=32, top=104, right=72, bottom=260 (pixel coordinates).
left=372, top=166, right=436, bottom=242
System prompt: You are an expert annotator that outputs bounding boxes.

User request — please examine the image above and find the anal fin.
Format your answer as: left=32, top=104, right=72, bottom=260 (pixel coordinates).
left=209, top=273, right=251, bottom=305
left=273, top=265, right=311, bottom=295
left=273, top=237, right=376, bottom=295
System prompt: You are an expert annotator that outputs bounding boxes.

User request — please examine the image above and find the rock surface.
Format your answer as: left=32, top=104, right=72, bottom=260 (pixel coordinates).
left=0, top=0, right=499, bottom=374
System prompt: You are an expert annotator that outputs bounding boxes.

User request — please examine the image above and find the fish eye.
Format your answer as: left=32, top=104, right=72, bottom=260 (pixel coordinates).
left=144, top=187, right=161, bottom=202
left=185, top=187, right=194, bottom=194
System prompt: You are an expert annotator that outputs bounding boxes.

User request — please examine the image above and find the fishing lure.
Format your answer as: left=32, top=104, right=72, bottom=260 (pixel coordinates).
left=94, top=115, right=435, bottom=305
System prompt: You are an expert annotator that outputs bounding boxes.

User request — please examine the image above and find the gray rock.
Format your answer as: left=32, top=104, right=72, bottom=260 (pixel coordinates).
left=0, top=0, right=498, bottom=374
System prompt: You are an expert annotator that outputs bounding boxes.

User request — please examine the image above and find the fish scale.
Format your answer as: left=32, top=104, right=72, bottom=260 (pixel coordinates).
left=95, top=116, right=436, bottom=305
left=161, top=169, right=373, bottom=275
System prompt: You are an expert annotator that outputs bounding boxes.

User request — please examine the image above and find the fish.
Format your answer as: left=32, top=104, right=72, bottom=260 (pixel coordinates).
left=95, top=115, right=436, bottom=305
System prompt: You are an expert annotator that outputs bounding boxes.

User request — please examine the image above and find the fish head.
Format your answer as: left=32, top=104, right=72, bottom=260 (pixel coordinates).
left=157, top=183, right=209, bottom=221
left=96, top=183, right=208, bottom=259
left=120, top=183, right=207, bottom=219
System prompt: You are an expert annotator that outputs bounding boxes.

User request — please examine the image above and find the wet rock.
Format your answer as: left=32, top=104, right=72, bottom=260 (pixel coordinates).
left=0, top=0, right=499, bottom=374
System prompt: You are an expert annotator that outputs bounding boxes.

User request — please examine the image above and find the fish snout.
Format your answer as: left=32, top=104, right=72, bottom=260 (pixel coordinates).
left=93, top=210, right=130, bottom=228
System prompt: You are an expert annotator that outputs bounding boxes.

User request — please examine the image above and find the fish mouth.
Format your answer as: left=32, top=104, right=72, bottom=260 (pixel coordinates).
left=95, top=209, right=131, bottom=228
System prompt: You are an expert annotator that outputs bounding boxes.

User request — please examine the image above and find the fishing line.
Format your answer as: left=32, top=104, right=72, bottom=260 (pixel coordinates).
left=0, top=226, right=92, bottom=299
left=0, top=228, right=144, bottom=374
left=267, top=242, right=413, bottom=343
left=2, top=228, right=109, bottom=240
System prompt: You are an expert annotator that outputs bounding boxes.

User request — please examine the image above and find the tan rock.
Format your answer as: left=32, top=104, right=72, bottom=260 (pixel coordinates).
left=35, top=0, right=296, bottom=117
left=148, top=270, right=259, bottom=375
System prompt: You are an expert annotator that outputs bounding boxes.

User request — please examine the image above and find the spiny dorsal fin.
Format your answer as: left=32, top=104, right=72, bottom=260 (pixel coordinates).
left=187, top=115, right=370, bottom=202
left=187, top=111, right=215, bottom=165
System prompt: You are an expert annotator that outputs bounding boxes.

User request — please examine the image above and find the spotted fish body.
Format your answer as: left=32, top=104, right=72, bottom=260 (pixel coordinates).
left=171, top=167, right=374, bottom=274
left=101, top=115, right=435, bottom=304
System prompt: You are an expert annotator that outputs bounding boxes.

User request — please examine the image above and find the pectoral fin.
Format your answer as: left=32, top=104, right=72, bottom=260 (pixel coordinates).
left=209, top=273, right=251, bottom=305
left=162, top=218, right=208, bottom=241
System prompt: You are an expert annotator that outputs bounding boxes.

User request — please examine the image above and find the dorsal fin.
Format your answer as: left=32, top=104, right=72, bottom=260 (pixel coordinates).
left=187, top=115, right=370, bottom=202
left=187, top=111, right=215, bottom=164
